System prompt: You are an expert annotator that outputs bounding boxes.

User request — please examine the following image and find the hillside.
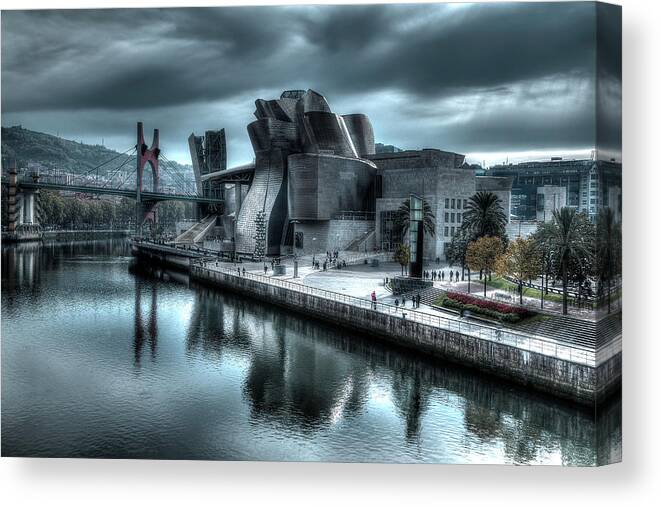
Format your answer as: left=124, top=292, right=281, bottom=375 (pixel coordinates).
left=1, top=125, right=191, bottom=177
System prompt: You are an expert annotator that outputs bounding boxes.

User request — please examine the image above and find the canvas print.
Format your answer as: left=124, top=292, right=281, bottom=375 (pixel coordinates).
left=1, top=2, right=621, bottom=465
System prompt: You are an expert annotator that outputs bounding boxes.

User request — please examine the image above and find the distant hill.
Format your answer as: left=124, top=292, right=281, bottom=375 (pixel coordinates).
left=1, top=125, right=191, bottom=178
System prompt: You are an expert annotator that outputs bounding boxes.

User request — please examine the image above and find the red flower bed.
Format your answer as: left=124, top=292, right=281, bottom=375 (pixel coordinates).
left=446, top=292, right=532, bottom=316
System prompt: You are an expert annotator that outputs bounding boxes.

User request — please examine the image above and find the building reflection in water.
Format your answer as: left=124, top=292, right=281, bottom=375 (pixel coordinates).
left=132, top=276, right=158, bottom=366
left=2, top=239, right=622, bottom=464
left=176, top=277, right=621, bottom=464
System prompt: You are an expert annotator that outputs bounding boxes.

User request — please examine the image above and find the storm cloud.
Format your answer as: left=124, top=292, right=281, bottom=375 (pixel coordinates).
left=1, top=2, right=621, bottom=166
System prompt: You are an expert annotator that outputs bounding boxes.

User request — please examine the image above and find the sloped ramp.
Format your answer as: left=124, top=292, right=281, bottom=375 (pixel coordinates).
left=175, top=214, right=217, bottom=244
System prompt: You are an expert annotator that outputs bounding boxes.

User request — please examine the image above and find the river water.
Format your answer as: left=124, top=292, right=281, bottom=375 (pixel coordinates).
left=1, top=239, right=621, bottom=464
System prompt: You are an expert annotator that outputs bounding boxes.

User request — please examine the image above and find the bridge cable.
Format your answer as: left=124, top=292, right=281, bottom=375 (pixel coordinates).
left=158, top=154, right=196, bottom=196
left=99, top=147, right=137, bottom=189
left=74, top=146, right=136, bottom=180
left=159, top=155, right=193, bottom=194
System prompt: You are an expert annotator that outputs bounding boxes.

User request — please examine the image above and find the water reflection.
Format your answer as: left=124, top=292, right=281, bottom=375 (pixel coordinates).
left=133, top=277, right=158, bottom=366
left=2, top=239, right=621, bottom=464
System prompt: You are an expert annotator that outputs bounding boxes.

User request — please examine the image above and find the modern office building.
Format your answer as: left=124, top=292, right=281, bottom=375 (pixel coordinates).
left=488, top=158, right=622, bottom=223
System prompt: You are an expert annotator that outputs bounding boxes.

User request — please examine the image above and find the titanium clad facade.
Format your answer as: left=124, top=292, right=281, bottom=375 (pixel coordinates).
left=342, top=114, right=376, bottom=157
left=233, top=89, right=379, bottom=256
left=288, top=153, right=376, bottom=220
left=302, top=112, right=358, bottom=157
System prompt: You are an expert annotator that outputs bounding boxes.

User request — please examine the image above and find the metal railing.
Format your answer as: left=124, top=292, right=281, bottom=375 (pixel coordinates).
left=330, top=211, right=376, bottom=221
left=191, top=259, right=598, bottom=366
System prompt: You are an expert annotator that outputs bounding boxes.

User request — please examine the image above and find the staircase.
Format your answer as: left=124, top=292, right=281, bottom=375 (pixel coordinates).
left=345, top=229, right=375, bottom=252
left=413, top=287, right=621, bottom=350
left=175, top=214, right=217, bottom=244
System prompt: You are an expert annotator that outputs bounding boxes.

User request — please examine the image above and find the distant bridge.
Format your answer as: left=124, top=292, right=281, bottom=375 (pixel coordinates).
left=3, top=122, right=224, bottom=239
left=14, top=179, right=223, bottom=204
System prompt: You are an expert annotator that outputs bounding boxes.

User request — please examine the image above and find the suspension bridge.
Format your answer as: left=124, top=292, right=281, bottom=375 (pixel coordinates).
left=3, top=122, right=224, bottom=239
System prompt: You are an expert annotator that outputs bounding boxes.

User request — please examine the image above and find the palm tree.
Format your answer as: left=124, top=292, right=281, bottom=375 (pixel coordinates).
left=596, top=208, right=621, bottom=313
left=460, top=191, right=508, bottom=241
left=548, top=208, right=594, bottom=315
left=393, top=198, right=436, bottom=238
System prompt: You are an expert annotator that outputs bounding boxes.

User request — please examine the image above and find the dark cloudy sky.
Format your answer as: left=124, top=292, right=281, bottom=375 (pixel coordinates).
left=1, top=2, right=621, bottom=166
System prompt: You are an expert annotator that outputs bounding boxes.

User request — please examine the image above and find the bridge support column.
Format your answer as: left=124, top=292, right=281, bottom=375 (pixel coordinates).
left=7, top=165, right=19, bottom=233
left=136, top=201, right=158, bottom=238
left=135, top=122, right=160, bottom=237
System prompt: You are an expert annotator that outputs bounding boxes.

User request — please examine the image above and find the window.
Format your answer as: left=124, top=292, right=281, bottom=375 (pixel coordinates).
left=451, top=198, right=455, bottom=209
left=445, top=212, right=449, bottom=222
left=444, top=226, right=449, bottom=237
left=445, top=198, right=449, bottom=209
left=463, top=199, right=468, bottom=209
left=457, top=213, right=461, bottom=224
left=450, top=213, right=455, bottom=223
left=451, top=226, right=455, bottom=236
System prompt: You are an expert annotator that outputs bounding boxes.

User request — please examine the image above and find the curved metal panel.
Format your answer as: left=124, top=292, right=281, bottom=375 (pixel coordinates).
left=342, top=114, right=375, bottom=156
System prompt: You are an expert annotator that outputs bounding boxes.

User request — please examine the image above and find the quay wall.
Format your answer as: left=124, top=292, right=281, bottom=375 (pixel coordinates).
left=43, top=229, right=131, bottom=242
left=190, top=264, right=605, bottom=404
left=131, top=242, right=198, bottom=271
left=129, top=241, right=620, bottom=405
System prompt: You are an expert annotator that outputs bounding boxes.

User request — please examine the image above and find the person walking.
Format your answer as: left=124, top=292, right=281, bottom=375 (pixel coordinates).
left=371, top=290, right=377, bottom=310
left=242, top=267, right=246, bottom=276
left=416, top=293, right=421, bottom=308
left=456, top=270, right=460, bottom=282
left=450, top=270, right=454, bottom=282
left=264, top=264, right=268, bottom=274
left=441, top=271, right=445, bottom=282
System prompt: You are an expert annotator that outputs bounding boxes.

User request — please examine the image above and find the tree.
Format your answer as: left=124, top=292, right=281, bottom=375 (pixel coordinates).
left=531, top=221, right=559, bottom=308
left=461, top=191, right=508, bottom=242
left=394, top=243, right=411, bottom=276
left=495, top=237, right=542, bottom=305
left=446, top=227, right=471, bottom=281
left=595, top=208, right=621, bottom=313
left=546, top=208, right=595, bottom=315
left=393, top=197, right=436, bottom=238
left=466, top=236, right=503, bottom=297
left=100, top=200, right=115, bottom=228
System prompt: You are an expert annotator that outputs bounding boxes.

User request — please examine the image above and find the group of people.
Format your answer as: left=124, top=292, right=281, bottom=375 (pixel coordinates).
left=393, top=293, right=422, bottom=309
left=424, top=269, right=461, bottom=282
left=312, top=251, right=347, bottom=271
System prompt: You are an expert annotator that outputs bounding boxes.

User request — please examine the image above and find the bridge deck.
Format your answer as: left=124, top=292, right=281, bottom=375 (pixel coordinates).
left=12, top=180, right=223, bottom=204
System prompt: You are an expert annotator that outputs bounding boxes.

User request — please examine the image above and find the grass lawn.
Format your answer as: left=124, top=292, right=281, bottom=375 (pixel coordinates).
left=504, top=312, right=552, bottom=328
left=433, top=292, right=448, bottom=307
left=486, top=277, right=565, bottom=303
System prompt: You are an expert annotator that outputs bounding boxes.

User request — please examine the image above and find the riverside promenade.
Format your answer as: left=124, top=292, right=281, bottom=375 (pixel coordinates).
left=130, top=240, right=621, bottom=404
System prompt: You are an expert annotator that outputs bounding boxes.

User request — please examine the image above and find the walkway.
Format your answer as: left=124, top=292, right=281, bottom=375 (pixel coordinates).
left=196, top=258, right=605, bottom=367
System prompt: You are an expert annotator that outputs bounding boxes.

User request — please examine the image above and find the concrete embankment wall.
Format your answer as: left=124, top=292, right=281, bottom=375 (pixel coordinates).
left=190, top=265, right=611, bottom=405
left=131, top=243, right=196, bottom=271
left=43, top=229, right=131, bottom=242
